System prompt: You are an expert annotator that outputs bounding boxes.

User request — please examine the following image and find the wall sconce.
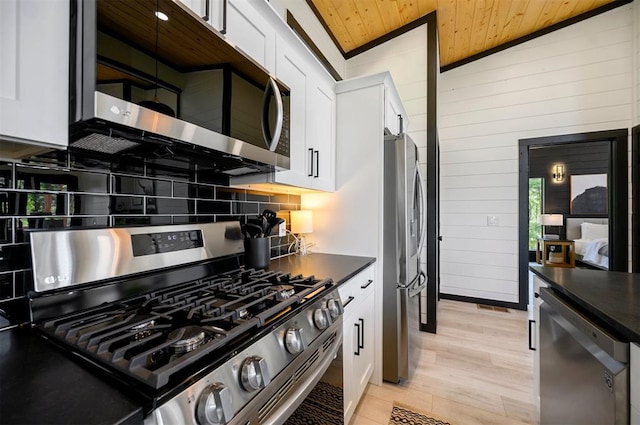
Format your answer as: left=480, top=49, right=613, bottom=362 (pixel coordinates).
left=552, top=165, right=565, bottom=182
left=553, top=165, right=564, bottom=182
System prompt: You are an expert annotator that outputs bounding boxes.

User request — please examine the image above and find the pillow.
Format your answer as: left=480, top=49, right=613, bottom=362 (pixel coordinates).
left=581, top=222, right=608, bottom=240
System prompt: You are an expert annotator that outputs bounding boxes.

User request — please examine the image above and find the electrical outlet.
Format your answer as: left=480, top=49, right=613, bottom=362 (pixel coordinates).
left=487, top=215, right=499, bottom=226
left=278, top=220, right=286, bottom=237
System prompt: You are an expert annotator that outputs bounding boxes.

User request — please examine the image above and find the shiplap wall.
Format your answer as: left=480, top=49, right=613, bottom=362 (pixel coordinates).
left=439, top=6, right=633, bottom=302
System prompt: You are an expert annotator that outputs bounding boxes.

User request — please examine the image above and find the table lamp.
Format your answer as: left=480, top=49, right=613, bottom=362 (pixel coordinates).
left=290, top=210, right=313, bottom=255
left=540, top=214, right=563, bottom=240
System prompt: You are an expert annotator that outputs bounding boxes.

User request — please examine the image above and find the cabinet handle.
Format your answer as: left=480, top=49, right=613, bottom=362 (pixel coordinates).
left=354, top=322, right=361, bottom=356
left=220, top=0, right=227, bottom=34
left=202, top=0, right=210, bottom=22
left=343, top=296, right=355, bottom=308
left=308, top=148, right=314, bottom=177
left=361, top=279, right=373, bottom=289
left=314, top=150, right=319, bottom=178
left=358, top=318, right=364, bottom=349
left=528, top=319, right=535, bottom=351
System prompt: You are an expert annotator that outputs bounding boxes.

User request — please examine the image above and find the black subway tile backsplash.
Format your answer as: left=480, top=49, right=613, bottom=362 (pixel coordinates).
left=0, top=273, right=12, bottom=300
left=147, top=198, right=195, bottom=215
left=197, top=200, right=231, bottom=215
left=114, top=176, right=172, bottom=197
left=0, top=150, right=300, bottom=325
left=0, top=163, right=13, bottom=188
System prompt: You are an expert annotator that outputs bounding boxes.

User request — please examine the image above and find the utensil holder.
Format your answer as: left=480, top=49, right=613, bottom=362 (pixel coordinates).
left=244, top=237, right=270, bottom=269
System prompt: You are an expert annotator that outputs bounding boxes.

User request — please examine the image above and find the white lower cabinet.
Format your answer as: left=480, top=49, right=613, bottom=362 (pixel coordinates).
left=632, top=343, right=640, bottom=424
left=532, top=275, right=547, bottom=413
left=339, top=265, right=374, bottom=424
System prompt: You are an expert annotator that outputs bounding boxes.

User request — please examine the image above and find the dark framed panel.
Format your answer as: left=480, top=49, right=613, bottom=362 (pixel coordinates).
left=518, top=129, right=628, bottom=308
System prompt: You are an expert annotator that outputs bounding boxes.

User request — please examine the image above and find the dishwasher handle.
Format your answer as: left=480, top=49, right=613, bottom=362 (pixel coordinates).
left=539, top=288, right=629, bottom=363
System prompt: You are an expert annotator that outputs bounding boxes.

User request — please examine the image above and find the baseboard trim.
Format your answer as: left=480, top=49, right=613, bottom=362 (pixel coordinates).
left=440, top=293, right=525, bottom=311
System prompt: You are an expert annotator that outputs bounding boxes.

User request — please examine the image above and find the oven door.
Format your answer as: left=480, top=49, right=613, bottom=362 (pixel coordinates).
left=285, top=342, right=343, bottom=424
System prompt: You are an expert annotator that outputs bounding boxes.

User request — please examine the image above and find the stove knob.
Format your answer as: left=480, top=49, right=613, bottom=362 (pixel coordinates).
left=196, top=383, right=233, bottom=425
left=327, top=298, right=343, bottom=319
left=313, top=308, right=332, bottom=330
left=285, top=328, right=306, bottom=354
left=240, top=355, right=271, bottom=391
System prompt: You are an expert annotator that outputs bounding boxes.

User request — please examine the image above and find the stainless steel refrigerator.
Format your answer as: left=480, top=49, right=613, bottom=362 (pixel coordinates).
left=382, top=131, right=427, bottom=383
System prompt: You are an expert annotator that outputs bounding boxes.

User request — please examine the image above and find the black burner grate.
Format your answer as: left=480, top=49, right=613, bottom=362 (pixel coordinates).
left=40, top=268, right=332, bottom=389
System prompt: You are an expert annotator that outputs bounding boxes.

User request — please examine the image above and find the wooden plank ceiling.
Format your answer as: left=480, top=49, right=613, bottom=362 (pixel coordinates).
left=308, top=0, right=615, bottom=67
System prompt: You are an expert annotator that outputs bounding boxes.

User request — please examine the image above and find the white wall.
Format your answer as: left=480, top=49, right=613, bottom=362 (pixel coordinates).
left=268, top=0, right=346, bottom=78
left=345, top=25, right=429, bottom=268
left=438, top=6, right=633, bottom=302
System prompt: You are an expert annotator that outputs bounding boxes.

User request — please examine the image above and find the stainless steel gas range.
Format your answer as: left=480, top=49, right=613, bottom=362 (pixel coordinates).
left=27, top=222, right=343, bottom=425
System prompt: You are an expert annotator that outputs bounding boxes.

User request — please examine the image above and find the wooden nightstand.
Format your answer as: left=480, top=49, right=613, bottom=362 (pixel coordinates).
left=536, top=239, right=575, bottom=268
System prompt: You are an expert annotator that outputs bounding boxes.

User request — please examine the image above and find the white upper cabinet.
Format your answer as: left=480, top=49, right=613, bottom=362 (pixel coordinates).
left=225, top=0, right=276, bottom=72
left=230, top=2, right=336, bottom=192
left=269, top=34, right=335, bottom=191
left=305, top=70, right=335, bottom=191
left=0, top=0, right=69, bottom=149
left=272, top=35, right=309, bottom=187
left=177, top=0, right=226, bottom=33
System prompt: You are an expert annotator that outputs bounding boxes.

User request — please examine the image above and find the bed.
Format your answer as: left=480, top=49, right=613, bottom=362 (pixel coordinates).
left=566, top=218, right=609, bottom=270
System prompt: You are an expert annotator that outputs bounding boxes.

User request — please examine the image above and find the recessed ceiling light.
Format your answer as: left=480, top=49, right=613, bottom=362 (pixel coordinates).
left=155, top=11, right=169, bottom=21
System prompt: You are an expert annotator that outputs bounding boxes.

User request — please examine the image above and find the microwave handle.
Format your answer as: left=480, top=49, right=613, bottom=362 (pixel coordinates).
left=261, top=77, right=284, bottom=152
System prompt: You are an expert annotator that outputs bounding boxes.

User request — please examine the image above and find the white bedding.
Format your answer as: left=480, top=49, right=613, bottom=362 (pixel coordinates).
left=574, top=237, right=609, bottom=268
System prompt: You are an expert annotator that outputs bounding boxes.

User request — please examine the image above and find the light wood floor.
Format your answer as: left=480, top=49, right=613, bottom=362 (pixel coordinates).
left=351, top=299, right=537, bottom=425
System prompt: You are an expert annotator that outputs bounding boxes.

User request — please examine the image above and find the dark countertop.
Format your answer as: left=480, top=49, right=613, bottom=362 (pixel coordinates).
left=530, top=265, right=640, bottom=342
left=267, top=252, right=375, bottom=285
left=0, top=327, right=145, bottom=425
left=0, top=253, right=375, bottom=425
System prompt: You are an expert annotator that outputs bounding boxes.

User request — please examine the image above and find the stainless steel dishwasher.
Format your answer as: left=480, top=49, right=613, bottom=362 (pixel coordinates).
left=539, top=288, right=629, bottom=425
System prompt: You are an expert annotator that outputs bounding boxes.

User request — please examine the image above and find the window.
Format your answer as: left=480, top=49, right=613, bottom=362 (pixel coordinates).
left=529, top=178, right=543, bottom=250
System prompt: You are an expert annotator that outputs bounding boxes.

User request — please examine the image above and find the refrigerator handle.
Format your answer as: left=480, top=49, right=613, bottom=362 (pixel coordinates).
left=415, top=162, right=427, bottom=255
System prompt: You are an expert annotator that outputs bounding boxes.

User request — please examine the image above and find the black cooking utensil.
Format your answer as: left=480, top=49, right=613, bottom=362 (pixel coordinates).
left=243, top=223, right=264, bottom=238
left=265, top=217, right=284, bottom=236
left=262, top=209, right=277, bottom=221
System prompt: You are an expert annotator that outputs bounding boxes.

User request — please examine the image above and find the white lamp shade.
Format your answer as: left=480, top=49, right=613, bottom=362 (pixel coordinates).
left=291, top=210, right=313, bottom=234
left=540, top=214, right=563, bottom=226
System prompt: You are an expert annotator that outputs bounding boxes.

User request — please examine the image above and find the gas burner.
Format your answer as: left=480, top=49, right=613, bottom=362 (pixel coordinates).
left=130, top=320, right=157, bottom=340
left=168, top=326, right=206, bottom=354
left=271, top=285, right=295, bottom=301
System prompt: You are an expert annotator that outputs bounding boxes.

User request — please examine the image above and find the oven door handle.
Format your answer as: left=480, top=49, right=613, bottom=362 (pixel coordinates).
left=260, top=323, right=343, bottom=425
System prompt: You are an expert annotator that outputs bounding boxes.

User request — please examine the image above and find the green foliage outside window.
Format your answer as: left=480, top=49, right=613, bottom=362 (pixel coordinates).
left=529, top=178, right=542, bottom=250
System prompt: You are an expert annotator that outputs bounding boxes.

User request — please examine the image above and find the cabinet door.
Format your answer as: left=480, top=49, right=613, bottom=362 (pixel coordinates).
left=533, top=275, right=548, bottom=412
left=342, top=310, right=357, bottom=423
left=226, top=0, right=275, bottom=72
left=272, top=36, right=309, bottom=187
left=343, top=294, right=375, bottom=424
left=307, top=73, right=336, bottom=191
left=0, top=0, right=68, bottom=147
left=353, top=294, right=374, bottom=401
left=177, top=0, right=225, bottom=32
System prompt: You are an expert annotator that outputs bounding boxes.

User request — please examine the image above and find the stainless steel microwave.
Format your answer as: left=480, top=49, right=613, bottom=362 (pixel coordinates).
left=69, top=0, right=290, bottom=175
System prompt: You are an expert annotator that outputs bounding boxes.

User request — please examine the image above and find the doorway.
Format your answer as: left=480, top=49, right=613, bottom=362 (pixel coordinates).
left=518, top=129, right=628, bottom=307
